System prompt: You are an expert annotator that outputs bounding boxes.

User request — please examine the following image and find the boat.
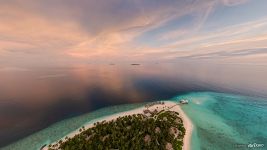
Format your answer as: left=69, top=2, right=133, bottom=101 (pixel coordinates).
left=179, top=99, right=189, bottom=104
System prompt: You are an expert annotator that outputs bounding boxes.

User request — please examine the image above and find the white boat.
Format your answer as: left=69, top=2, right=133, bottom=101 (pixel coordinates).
left=179, top=99, right=189, bottom=104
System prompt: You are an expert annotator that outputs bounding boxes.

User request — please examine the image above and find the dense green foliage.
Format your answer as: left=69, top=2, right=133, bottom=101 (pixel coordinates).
left=48, top=110, right=185, bottom=150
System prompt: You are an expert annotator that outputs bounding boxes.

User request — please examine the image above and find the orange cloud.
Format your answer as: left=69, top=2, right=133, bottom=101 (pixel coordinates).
left=1, top=0, right=264, bottom=66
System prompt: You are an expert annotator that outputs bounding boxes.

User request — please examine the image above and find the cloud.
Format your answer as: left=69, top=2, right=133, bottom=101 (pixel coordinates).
left=0, top=67, right=30, bottom=72
left=37, top=74, right=68, bottom=79
left=2, top=0, right=264, bottom=65
left=221, top=0, right=249, bottom=6
left=151, top=17, right=267, bottom=60
left=180, top=48, right=267, bottom=59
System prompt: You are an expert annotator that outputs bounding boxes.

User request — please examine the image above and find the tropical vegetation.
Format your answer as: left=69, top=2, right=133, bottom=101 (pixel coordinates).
left=48, top=109, right=185, bottom=150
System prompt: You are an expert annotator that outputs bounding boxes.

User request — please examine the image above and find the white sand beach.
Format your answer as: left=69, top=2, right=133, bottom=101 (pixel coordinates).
left=44, top=101, right=193, bottom=150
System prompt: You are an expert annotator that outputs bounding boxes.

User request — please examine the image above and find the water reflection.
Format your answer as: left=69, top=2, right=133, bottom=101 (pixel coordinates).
left=0, top=62, right=267, bottom=147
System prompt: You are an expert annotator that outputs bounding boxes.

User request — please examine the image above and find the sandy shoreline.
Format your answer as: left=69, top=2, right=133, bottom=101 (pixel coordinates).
left=44, top=101, right=193, bottom=150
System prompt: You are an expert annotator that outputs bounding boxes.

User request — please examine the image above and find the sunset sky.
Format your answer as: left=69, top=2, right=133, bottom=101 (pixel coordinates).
left=1, top=0, right=267, bottom=67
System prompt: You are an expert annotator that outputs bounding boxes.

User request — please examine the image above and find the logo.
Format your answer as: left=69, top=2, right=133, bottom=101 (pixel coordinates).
left=248, top=143, right=264, bottom=148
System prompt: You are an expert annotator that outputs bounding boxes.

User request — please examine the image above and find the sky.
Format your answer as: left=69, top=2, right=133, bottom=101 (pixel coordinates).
left=1, top=0, right=267, bottom=67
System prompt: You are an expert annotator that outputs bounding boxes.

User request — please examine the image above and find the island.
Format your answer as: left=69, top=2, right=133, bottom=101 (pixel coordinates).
left=45, top=101, right=192, bottom=150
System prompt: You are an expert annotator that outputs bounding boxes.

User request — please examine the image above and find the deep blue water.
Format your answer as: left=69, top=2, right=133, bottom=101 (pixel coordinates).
left=3, top=92, right=267, bottom=150
left=1, top=63, right=267, bottom=148
left=1, top=103, right=146, bottom=150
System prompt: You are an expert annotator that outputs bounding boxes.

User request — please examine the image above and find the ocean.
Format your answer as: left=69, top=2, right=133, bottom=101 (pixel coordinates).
left=1, top=62, right=267, bottom=149
left=3, top=92, right=267, bottom=150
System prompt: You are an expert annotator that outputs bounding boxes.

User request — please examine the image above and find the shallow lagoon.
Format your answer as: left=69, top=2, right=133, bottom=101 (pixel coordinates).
left=175, top=92, right=267, bottom=150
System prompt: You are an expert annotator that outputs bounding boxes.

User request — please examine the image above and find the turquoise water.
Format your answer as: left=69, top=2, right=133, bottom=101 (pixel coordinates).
left=3, top=92, right=267, bottom=150
left=173, top=92, right=267, bottom=150
left=1, top=103, right=145, bottom=150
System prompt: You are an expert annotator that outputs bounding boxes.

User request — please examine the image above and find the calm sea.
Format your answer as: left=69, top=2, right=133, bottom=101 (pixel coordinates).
left=1, top=61, right=267, bottom=148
